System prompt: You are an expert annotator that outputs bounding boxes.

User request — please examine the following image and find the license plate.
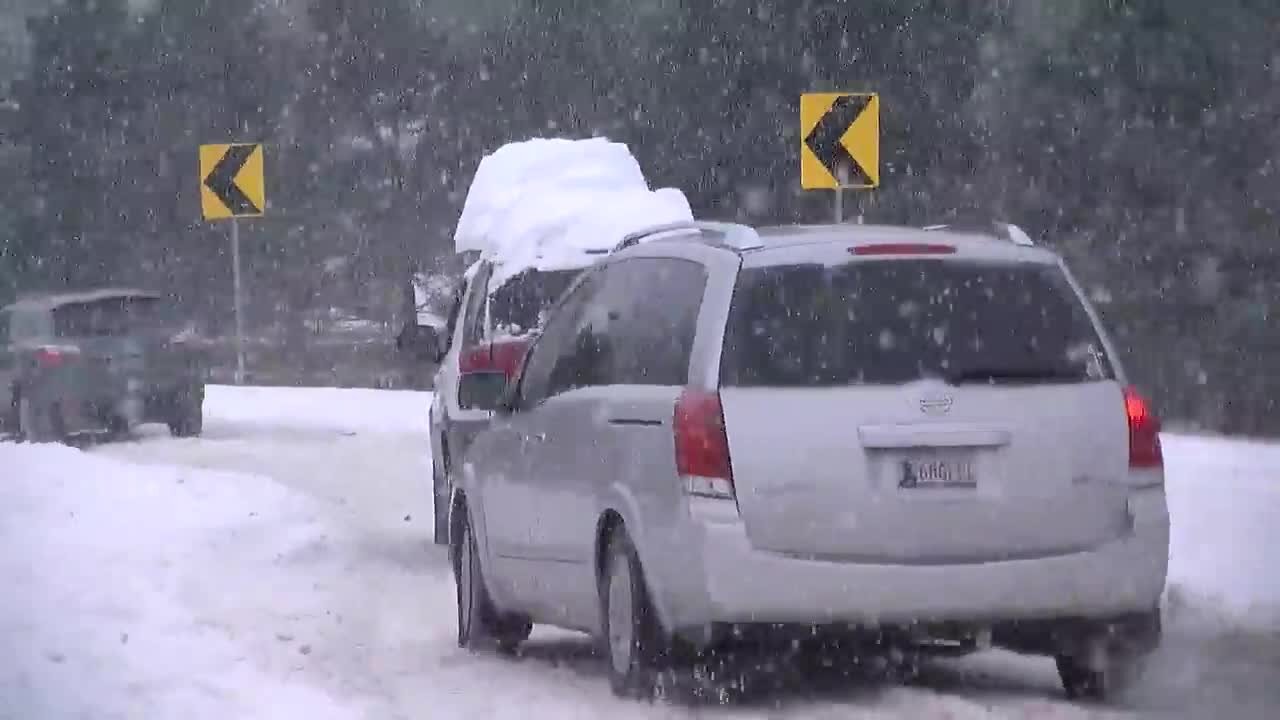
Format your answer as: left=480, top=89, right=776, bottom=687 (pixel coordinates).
left=900, top=456, right=977, bottom=489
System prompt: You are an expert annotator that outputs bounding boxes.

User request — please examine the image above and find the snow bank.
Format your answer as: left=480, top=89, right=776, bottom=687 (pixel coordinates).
left=453, top=137, right=694, bottom=292
left=0, top=443, right=368, bottom=720
left=205, top=384, right=431, bottom=435
left=1162, top=434, right=1280, bottom=632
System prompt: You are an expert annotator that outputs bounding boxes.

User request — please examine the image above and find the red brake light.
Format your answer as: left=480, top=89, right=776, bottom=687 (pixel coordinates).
left=851, top=243, right=956, bottom=256
left=674, top=389, right=734, bottom=499
left=35, top=347, right=67, bottom=369
left=1124, top=386, right=1163, bottom=469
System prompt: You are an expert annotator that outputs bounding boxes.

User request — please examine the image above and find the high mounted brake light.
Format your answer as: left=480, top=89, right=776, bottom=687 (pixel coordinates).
left=851, top=243, right=956, bottom=256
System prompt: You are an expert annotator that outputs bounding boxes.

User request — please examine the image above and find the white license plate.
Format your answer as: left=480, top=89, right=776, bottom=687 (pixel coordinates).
left=900, top=456, right=977, bottom=489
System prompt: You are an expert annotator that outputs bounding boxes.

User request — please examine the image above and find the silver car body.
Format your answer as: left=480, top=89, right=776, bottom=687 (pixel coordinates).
left=429, top=259, right=599, bottom=542
left=454, top=223, right=1170, bottom=647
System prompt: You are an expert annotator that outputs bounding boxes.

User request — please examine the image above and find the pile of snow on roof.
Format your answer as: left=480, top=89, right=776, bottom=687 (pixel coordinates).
left=453, top=137, right=693, bottom=291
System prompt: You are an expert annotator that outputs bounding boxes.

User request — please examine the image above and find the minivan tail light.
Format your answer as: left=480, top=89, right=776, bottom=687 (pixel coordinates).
left=674, top=389, right=734, bottom=499
left=35, top=346, right=75, bottom=369
left=851, top=243, right=956, bottom=256
left=1124, top=386, right=1163, bottom=469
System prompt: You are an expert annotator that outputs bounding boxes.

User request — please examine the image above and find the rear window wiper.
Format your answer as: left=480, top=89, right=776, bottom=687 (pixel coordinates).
left=945, top=366, right=1086, bottom=385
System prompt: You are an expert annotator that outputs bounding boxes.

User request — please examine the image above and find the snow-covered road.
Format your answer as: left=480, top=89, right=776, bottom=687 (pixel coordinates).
left=2, top=385, right=1278, bottom=719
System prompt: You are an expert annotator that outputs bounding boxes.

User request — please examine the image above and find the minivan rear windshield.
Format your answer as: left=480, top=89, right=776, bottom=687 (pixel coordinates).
left=721, top=260, right=1114, bottom=387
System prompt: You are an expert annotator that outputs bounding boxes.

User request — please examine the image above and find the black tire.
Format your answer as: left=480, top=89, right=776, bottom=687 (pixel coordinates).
left=432, top=441, right=450, bottom=546
left=104, top=414, right=131, bottom=441
left=168, top=385, right=204, bottom=438
left=18, top=395, right=66, bottom=444
left=453, top=508, right=532, bottom=653
left=600, top=526, right=664, bottom=698
left=1056, top=651, right=1145, bottom=702
left=2, top=388, right=18, bottom=438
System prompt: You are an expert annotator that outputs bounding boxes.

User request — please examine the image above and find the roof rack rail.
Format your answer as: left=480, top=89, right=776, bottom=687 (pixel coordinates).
left=922, top=220, right=1035, bottom=246
left=614, top=220, right=764, bottom=253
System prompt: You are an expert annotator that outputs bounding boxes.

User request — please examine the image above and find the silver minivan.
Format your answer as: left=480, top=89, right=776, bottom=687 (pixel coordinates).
left=449, top=221, right=1169, bottom=702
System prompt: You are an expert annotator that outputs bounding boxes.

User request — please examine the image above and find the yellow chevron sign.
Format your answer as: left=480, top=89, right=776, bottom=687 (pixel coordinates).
left=800, top=93, right=879, bottom=190
left=200, top=143, right=266, bottom=220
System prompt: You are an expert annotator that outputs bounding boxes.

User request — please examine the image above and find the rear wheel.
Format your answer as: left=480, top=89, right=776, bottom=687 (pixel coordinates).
left=167, top=385, right=204, bottom=438
left=600, top=526, right=663, bottom=698
left=432, top=441, right=450, bottom=545
left=454, top=508, right=531, bottom=653
left=19, top=395, right=65, bottom=444
left=1056, top=649, right=1147, bottom=702
left=2, top=389, right=17, bottom=438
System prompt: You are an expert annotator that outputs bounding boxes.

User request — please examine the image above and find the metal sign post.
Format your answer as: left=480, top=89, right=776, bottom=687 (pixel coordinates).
left=230, top=218, right=245, bottom=385
left=834, top=166, right=850, bottom=224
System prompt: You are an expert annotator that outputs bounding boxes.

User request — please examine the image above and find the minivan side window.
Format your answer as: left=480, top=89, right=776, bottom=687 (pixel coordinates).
left=540, top=258, right=706, bottom=397
left=596, top=258, right=706, bottom=386
left=518, top=274, right=600, bottom=408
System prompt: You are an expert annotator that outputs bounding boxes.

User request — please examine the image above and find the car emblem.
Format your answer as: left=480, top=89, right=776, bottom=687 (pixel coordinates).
left=919, top=392, right=954, bottom=415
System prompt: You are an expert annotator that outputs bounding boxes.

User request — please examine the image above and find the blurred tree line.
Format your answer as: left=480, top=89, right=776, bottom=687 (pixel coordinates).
left=0, top=0, right=1276, bottom=430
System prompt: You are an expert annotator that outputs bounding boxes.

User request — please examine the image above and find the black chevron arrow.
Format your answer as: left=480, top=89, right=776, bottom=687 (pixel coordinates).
left=204, top=144, right=260, bottom=215
left=804, top=95, right=873, bottom=186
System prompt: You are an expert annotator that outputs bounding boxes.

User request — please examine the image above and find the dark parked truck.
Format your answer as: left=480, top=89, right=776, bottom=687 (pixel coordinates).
left=0, top=289, right=207, bottom=443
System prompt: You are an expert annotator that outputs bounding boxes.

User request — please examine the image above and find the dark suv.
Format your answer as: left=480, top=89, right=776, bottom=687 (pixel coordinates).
left=1, top=289, right=207, bottom=443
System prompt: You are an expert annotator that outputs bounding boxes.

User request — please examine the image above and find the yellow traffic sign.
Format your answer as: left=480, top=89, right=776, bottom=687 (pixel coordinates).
left=800, top=93, right=879, bottom=190
left=199, top=143, right=265, bottom=220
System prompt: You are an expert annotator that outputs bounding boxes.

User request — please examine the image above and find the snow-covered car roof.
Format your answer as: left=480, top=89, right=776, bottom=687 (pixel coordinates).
left=452, top=137, right=694, bottom=293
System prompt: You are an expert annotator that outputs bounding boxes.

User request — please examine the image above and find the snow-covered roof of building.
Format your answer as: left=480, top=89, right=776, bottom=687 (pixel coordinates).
left=452, top=137, right=694, bottom=292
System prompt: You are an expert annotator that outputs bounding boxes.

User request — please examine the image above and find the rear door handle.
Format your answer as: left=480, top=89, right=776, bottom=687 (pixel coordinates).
left=607, top=417, right=664, bottom=427
left=524, top=432, right=547, bottom=443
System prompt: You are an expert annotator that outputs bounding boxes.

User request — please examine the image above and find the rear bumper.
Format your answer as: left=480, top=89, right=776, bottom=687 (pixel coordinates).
left=650, top=488, right=1169, bottom=642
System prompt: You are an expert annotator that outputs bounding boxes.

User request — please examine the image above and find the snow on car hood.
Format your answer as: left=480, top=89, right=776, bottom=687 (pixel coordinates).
left=453, top=137, right=694, bottom=294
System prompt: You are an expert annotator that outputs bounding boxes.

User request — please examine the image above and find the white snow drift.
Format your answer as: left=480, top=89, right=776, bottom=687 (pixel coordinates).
left=1163, top=434, right=1280, bottom=631
left=0, top=442, right=368, bottom=720
left=203, top=384, right=430, bottom=436
left=1, top=385, right=1277, bottom=719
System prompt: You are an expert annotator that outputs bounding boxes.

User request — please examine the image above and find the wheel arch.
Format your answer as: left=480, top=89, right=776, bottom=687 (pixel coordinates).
left=593, top=505, right=678, bottom=639
left=594, top=509, right=626, bottom=589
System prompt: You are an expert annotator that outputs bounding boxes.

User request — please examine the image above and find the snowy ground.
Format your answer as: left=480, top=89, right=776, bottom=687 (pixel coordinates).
left=2, top=385, right=1278, bottom=719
